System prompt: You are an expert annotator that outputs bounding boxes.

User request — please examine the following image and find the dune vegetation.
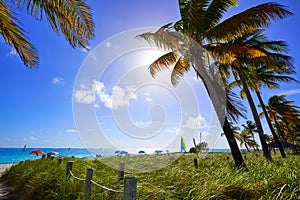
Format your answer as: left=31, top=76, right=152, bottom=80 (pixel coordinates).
left=1, top=152, right=300, bottom=199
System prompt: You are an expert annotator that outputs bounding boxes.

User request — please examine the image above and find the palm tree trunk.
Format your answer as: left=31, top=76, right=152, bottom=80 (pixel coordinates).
left=255, top=91, right=286, bottom=158
left=237, top=68, right=272, bottom=161
left=195, top=69, right=246, bottom=168
left=273, top=114, right=287, bottom=143
left=223, top=118, right=246, bottom=168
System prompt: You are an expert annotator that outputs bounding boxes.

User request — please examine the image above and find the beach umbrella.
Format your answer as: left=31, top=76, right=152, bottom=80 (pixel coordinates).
left=114, top=150, right=120, bottom=154
left=154, top=150, right=163, bottom=154
left=119, top=150, right=128, bottom=155
left=138, top=150, right=146, bottom=154
left=29, top=150, right=45, bottom=156
left=47, top=152, right=59, bottom=156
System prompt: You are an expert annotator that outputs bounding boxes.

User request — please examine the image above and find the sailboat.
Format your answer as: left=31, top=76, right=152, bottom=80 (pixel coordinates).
left=181, top=137, right=187, bottom=153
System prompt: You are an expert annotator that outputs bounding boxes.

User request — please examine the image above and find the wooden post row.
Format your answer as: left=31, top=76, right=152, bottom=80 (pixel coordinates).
left=194, top=158, right=198, bottom=168
left=66, top=161, right=74, bottom=176
left=84, top=168, right=94, bottom=200
left=118, top=162, right=125, bottom=181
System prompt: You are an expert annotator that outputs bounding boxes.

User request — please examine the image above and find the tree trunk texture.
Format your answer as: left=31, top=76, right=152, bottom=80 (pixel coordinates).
left=223, top=118, right=247, bottom=169
left=237, top=68, right=272, bottom=161
left=196, top=70, right=246, bottom=168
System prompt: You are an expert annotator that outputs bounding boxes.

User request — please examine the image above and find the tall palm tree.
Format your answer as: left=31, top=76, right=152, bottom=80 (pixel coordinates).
left=241, top=120, right=259, bottom=151
left=0, top=0, right=94, bottom=68
left=139, top=0, right=292, bottom=166
left=229, top=31, right=296, bottom=158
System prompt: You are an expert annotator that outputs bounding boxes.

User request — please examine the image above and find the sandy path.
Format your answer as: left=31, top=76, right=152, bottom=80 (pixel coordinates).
left=0, top=164, right=20, bottom=199
left=0, top=164, right=13, bottom=176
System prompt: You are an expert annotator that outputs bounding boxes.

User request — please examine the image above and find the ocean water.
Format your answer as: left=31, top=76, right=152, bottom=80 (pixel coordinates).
left=0, top=148, right=231, bottom=164
left=0, top=148, right=115, bottom=164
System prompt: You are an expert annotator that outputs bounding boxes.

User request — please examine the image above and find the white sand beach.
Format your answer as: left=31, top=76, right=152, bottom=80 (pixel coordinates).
left=0, top=164, right=13, bottom=176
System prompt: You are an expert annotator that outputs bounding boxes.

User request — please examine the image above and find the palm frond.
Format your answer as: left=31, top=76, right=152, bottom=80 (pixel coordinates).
left=149, top=51, right=179, bottom=78
left=207, top=2, right=292, bottom=42
left=205, top=43, right=267, bottom=64
left=16, top=0, right=94, bottom=49
left=137, top=27, right=187, bottom=52
left=171, top=56, right=190, bottom=86
left=201, top=0, right=237, bottom=31
left=226, top=89, right=247, bottom=122
left=0, top=1, right=38, bottom=68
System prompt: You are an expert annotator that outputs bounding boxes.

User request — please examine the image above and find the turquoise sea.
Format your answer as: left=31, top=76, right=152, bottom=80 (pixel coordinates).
left=0, top=148, right=231, bottom=164
left=0, top=148, right=114, bottom=164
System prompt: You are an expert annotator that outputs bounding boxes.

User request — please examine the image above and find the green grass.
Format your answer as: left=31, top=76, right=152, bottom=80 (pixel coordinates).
left=1, top=152, right=300, bottom=199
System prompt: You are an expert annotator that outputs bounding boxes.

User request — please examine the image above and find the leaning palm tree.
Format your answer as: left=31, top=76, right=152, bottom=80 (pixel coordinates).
left=0, top=0, right=94, bottom=68
left=229, top=30, right=296, bottom=158
left=139, top=0, right=292, bottom=166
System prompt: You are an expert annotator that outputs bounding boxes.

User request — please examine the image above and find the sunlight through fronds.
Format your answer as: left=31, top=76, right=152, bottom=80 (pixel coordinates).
left=149, top=51, right=179, bottom=78
left=15, top=0, right=94, bottom=49
left=171, top=56, right=190, bottom=86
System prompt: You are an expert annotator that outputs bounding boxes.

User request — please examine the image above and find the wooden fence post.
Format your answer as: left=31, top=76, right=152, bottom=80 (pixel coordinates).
left=66, top=161, right=74, bottom=176
left=118, top=162, right=125, bottom=181
left=123, top=177, right=137, bottom=200
left=58, top=158, right=63, bottom=165
left=84, top=168, right=93, bottom=200
left=194, top=158, right=198, bottom=168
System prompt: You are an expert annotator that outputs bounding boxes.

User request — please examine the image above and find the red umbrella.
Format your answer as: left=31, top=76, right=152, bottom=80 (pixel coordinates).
left=29, top=150, right=45, bottom=156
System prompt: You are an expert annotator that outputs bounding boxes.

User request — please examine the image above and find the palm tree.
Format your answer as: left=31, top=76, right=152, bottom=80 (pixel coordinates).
left=220, top=122, right=250, bottom=152
left=241, top=120, right=259, bottom=151
left=0, top=0, right=94, bottom=68
left=264, top=95, right=300, bottom=147
left=228, top=31, right=296, bottom=158
left=139, top=0, right=292, bottom=166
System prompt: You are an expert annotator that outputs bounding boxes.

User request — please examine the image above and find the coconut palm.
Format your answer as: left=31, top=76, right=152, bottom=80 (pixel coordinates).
left=241, top=120, right=259, bottom=151
left=228, top=30, right=296, bottom=158
left=0, top=0, right=94, bottom=68
left=264, top=95, right=300, bottom=144
left=220, top=122, right=259, bottom=152
left=139, top=0, right=291, bottom=166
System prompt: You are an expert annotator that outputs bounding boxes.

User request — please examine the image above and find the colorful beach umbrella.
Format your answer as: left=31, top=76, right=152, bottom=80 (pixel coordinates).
left=29, top=150, right=45, bottom=156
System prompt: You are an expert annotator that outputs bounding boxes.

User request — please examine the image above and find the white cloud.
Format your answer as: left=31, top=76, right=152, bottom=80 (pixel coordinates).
left=24, top=136, right=38, bottom=141
left=74, top=80, right=137, bottom=109
left=134, top=120, right=151, bottom=127
left=106, top=41, right=112, bottom=48
left=66, top=129, right=77, bottom=133
left=183, top=115, right=208, bottom=129
left=275, top=88, right=300, bottom=96
left=144, top=92, right=152, bottom=102
left=7, top=48, right=17, bottom=56
left=52, top=76, right=64, bottom=85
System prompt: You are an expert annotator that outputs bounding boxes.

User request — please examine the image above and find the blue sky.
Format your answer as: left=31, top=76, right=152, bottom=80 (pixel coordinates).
left=0, top=0, right=299, bottom=151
